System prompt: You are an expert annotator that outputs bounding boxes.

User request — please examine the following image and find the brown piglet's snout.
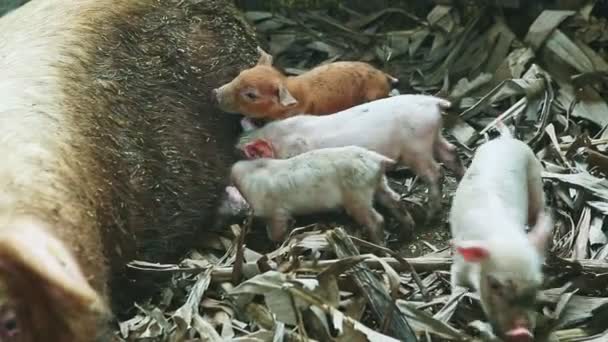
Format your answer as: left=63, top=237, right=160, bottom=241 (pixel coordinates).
left=211, top=83, right=241, bottom=114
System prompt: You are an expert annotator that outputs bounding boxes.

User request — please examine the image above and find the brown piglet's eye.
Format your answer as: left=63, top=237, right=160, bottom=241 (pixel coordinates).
left=244, top=92, right=257, bottom=100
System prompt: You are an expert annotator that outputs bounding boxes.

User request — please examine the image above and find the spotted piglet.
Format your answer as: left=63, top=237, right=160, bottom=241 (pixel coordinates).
left=230, top=146, right=412, bottom=245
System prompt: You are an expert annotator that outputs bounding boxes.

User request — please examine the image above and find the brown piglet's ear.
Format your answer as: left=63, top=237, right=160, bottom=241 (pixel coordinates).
left=277, top=84, right=298, bottom=108
left=256, top=47, right=273, bottom=66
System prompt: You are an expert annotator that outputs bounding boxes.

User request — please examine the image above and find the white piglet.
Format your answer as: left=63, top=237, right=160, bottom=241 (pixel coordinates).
left=449, top=130, right=553, bottom=342
left=230, top=146, right=408, bottom=244
left=236, top=94, right=466, bottom=220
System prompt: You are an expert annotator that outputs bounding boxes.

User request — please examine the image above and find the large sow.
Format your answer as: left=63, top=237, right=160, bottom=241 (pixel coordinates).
left=0, top=0, right=257, bottom=340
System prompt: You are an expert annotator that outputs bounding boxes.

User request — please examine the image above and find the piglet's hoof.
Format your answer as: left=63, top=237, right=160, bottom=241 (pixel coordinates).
left=397, top=225, right=415, bottom=242
left=425, top=214, right=440, bottom=226
left=424, top=204, right=443, bottom=225
left=392, top=208, right=416, bottom=241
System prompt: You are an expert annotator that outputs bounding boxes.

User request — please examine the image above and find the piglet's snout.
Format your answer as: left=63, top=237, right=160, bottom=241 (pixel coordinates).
left=504, top=327, right=534, bottom=342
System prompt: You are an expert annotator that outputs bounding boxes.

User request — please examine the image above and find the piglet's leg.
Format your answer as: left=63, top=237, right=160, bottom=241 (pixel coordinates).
left=266, top=210, right=291, bottom=242
left=450, top=262, right=466, bottom=291
left=450, top=261, right=468, bottom=291
left=410, top=157, right=443, bottom=222
left=375, top=176, right=415, bottom=238
left=526, top=162, right=545, bottom=228
left=343, top=193, right=385, bottom=246
left=450, top=258, right=480, bottom=293
left=434, top=135, right=466, bottom=180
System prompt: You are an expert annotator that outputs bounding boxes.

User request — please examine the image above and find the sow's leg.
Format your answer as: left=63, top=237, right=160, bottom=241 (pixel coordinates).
left=0, top=0, right=258, bottom=340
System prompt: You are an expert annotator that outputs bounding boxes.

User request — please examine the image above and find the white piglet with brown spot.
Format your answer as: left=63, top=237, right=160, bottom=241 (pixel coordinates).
left=449, top=130, right=553, bottom=342
left=230, top=146, right=404, bottom=245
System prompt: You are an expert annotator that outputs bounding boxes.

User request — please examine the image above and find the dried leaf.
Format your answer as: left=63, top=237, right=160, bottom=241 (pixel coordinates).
left=449, top=117, right=477, bottom=147
left=305, top=306, right=333, bottom=341
left=542, top=171, right=608, bottom=201
left=588, top=201, right=608, bottom=215
left=192, top=314, right=223, bottom=341
left=555, top=80, right=608, bottom=131
left=316, top=257, right=364, bottom=307
left=119, top=314, right=152, bottom=339
left=306, top=41, right=343, bottom=58
left=364, top=254, right=401, bottom=299
left=541, top=289, right=608, bottom=327
left=427, top=5, right=455, bottom=33
left=245, top=11, right=274, bottom=23
left=507, top=47, right=536, bottom=79
left=232, top=330, right=275, bottom=342
left=525, top=10, right=576, bottom=50
left=269, top=33, right=297, bottom=56
left=573, top=207, right=592, bottom=259
left=433, top=287, right=468, bottom=323
left=449, top=73, right=493, bottom=101
left=397, top=301, right=470, bottom=340
left=172, top=269, right=213, bottom=331
left=409, top=28, right=430, bottom=57
left=589, top=215, right=607, bottom=247
left=484, top=18, right=516, bottom=74
left=330, top=309, right=401, bottom=342
left=386, top=31, right=412, bottom=59
left=230, top=271, right=310, bottom=326
left=544, top=29, right=594, bottom=73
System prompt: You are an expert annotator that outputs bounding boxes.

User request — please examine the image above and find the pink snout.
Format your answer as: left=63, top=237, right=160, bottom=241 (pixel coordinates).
left=504, top=327, right=534, bottom=342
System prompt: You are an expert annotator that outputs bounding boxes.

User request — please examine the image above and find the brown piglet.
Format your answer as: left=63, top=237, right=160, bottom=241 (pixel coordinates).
left=212, top=47, right=398, bottom=120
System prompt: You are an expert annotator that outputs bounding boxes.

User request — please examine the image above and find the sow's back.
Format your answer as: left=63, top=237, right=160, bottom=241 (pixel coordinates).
left=0, top=0, right=257, bottom=340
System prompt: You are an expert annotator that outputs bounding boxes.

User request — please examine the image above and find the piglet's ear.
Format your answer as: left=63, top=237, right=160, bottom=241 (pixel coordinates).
left=278, top=84, right=298, bottom=108
left=256, top=47, right=273, bottom=66
left=244, top=139, right=274, bottom=159
left=243, top=143, right=259, bottom=159
left=455, top=241, right=490, bottom=263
